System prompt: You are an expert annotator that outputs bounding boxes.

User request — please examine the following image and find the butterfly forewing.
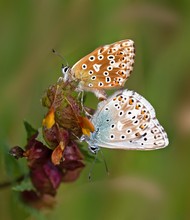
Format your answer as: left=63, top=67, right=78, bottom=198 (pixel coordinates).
left=71, top=40, right=135, bottom=90
left=89, top=90, right=169, bottom=150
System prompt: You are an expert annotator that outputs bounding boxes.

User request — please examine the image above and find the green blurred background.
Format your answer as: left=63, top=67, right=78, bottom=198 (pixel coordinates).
left=1, top=0, right=190, bottom=219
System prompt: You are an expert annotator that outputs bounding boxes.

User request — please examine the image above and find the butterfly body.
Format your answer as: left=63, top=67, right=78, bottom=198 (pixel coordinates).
left=83, top=89, right=169, bottom=153
left=62, top=40, right=135, bottom=99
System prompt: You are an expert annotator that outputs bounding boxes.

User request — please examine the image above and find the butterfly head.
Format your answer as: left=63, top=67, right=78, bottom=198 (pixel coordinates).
left=88, top=144, right=99, bottom=154
left=62, top=64, right=71, bottom=82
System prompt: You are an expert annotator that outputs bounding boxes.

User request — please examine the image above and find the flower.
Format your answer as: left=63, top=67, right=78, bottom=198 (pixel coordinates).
left=9, top=81, right=92, bottom=209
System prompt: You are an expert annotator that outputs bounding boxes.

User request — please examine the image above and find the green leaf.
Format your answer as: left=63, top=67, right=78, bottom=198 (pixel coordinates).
left=23, top=121, right=37, bottom=140
left=35, top=127, right=51, bottom=148
left=12, top=177, right=35, bottom=192
left=35, top=127, right=46, bottom=145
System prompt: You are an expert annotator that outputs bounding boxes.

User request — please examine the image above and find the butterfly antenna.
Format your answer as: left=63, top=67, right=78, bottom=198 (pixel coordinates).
left=99, top=149, right=110, bottom=176
left=52, top=49, right=68, bottom=66
left=88, top=152, right=98, bottom=181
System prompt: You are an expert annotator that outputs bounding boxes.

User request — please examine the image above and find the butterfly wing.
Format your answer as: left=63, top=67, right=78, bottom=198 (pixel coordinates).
left=71, top=40, right=135, bottom=90
left=88, top=90, right=169, bottom=150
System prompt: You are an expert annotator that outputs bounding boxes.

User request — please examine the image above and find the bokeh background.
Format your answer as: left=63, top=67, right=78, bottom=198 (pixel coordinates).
left=0, top=0, right=190, bottom=219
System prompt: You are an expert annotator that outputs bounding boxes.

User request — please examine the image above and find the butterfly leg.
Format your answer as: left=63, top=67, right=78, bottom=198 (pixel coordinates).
left=57, top=76, right=64, bottom=82
left=88, top=146, right=109, bottom=180
left=76, top=89, right=92, bottom=117
left=88, top=146, right=99, bottom=181
left=99, top=149, right=110, bottom=176
left=93, top=89, right=107, bottom=101
left=88, top=152, right=98, bottom=181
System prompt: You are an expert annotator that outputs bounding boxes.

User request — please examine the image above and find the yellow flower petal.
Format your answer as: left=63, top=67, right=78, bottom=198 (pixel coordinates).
left=78, top=116, right=95, bottom=136
left=42, top=108, right=55, bottom=129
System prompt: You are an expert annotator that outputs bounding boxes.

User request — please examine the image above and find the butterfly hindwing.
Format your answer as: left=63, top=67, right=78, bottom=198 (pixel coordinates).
left=88, top=90, right=169, bottom=150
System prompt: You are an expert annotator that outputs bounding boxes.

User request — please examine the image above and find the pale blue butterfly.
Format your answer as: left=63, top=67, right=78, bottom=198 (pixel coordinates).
left=82, top=89, right=169, bottom=154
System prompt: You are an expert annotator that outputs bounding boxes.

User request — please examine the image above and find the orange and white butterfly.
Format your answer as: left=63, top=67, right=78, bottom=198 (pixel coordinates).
left=61, top=39, right=135, bottom=100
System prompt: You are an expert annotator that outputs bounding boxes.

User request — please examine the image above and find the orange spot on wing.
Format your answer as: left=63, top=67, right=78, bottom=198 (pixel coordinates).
left=143, top=114, right=149, bottom=120
left=139, top=124, right=145, bottom=130
left=141, top=110, right=146, bottom=114
left=118, top=96, right=122, bottom=101
left=135, top=104, right=139, bottom=110
left=129, top=99, right=134, bottom=105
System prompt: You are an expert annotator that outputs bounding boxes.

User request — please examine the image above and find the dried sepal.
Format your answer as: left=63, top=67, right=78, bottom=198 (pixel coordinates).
left=9, top=146, right=25, bottom=159
left=51, top=141, right=65, bottom=165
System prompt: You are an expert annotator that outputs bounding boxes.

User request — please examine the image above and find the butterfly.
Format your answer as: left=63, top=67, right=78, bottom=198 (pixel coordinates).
left=81, top=89, right=169, bottom=153
left=62, top=39, right=135, bottom=100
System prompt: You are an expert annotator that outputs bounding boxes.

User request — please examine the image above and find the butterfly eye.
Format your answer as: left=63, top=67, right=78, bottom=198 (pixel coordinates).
left=89, top=145, right=99, bottom=154
left=63, top=66, right=68, bottom=73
